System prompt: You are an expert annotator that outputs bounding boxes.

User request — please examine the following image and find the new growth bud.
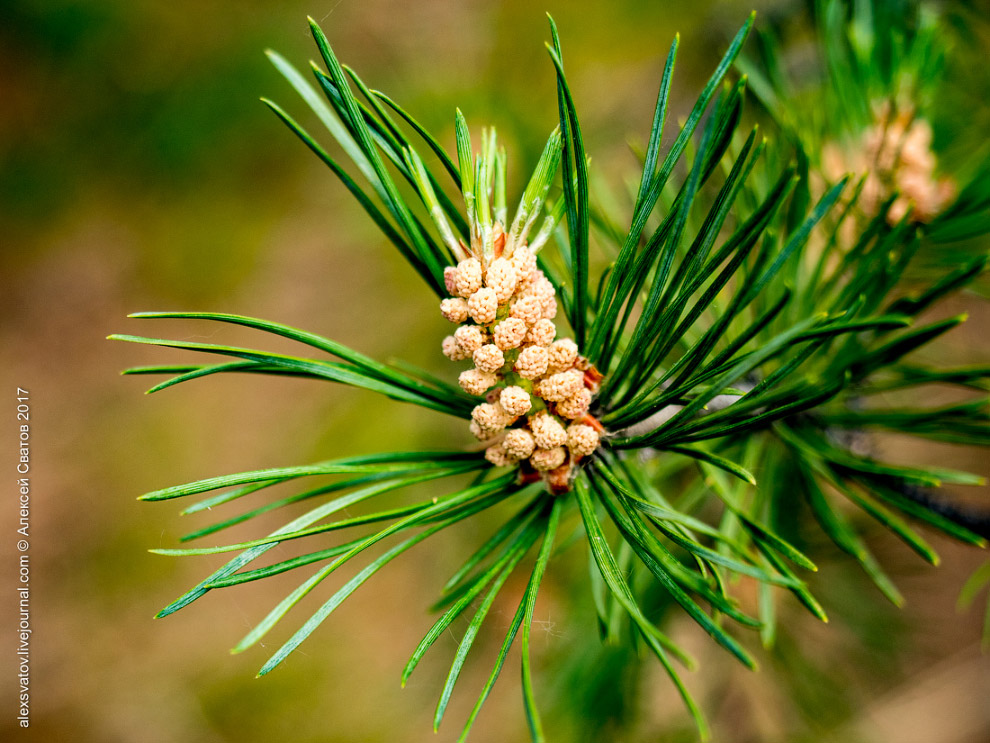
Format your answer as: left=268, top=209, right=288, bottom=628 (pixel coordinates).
left=435, top=129, right=603, bottom=490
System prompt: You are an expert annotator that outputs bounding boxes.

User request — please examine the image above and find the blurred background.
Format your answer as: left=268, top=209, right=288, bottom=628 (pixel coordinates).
left=1, top=0, right=988, bottom=741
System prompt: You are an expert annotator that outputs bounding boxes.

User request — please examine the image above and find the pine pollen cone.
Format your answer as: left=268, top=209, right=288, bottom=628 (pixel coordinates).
left=440, top=241, right=605, bottom=492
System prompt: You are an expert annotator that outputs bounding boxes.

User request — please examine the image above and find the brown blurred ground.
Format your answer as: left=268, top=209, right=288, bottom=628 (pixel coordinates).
left=1, top=1, right=988, bottom=741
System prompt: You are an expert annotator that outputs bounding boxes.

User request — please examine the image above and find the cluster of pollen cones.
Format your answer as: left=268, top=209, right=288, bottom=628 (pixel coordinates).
left=822, top=103, right=954, bottom=225
left=440, top=226, right=603, bottom=493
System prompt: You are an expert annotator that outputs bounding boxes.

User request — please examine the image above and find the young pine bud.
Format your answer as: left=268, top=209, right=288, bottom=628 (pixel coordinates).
left=503, top=428, right=536, bottom=460
left=508, top=246, right=537, bottom=282
left=472, top=402, right=510, bottom=436
left=534, top=369, right=583, bottom=402
left=557, top=387, right=592, bottom=420
left=442, top=336, right=469, bottom=361
left=526, top=318, right=556, bottom=346
left=509, top=295, right=543, bottom=326
left=458, top=368, right=497, bottom=396
left=444, top=266, right=459, bottom=295
left=469, top=420, right=497, bottom=442
left=454, top=325, right=485, bottom=355
left=468, top=287, right=499, bottom=324
left=455, top=258, right=483, bottom=297
left=566, top=423, right=600, bottom=459
left=485, top=257, right=519, bottom=304
left=440, top=297, right=470, bottom=323
left=493, top=317, right=528, bottom=350
left=473, top=344, right=505, bottom=373
left=499, top=386, right=532, bottom=417
left=546, top=338, right=579, bottom=373
left=484, top=442, right=512, bottom=467
left=515, top=345, right=549, bottom=379
left=530, top=411, right=567, bottom=449
left=530, top=446, right=566, bottom=472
